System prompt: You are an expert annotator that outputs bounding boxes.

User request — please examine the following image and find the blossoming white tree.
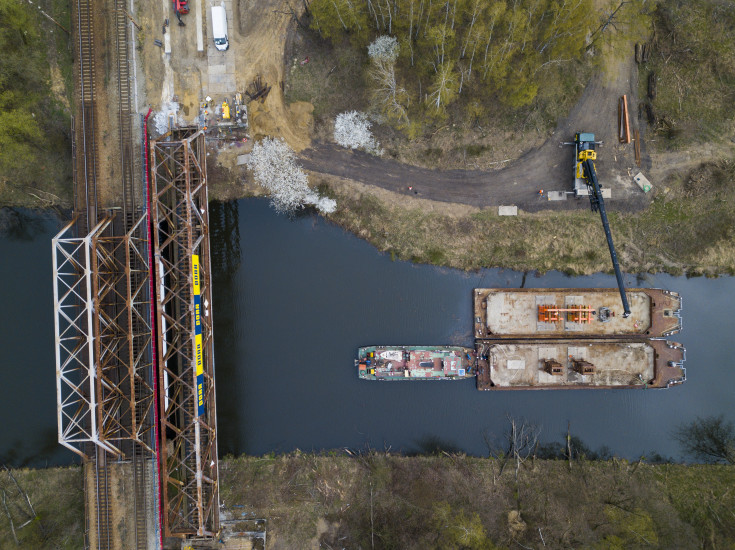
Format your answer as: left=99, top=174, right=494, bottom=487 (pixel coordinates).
left=246, top=137, right=336, bottom=214
left=367, top=35, right=399, bottom=63
left=333, top=111, right=382, bottom=154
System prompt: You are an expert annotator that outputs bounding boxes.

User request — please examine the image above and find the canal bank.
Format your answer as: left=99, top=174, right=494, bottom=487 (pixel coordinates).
left=1, top=201, right=734, bottom=466
left=4, top=458, right=735, bottom=548
left=210, top=199, right=735, bottom=460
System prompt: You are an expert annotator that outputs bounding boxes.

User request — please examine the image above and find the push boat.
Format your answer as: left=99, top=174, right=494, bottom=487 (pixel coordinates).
left=357, top=346, right=476, bottom=381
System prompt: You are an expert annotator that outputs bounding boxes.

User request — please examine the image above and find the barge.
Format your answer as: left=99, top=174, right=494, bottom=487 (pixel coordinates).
left=357, top=346, right=476, bottom=381
left=475, top=339, right=685, bottom=390
left=474, top=288, right=682, bottom=340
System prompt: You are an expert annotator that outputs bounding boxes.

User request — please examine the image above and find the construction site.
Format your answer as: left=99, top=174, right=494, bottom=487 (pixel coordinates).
left=41, top=0, right=695, bottom=545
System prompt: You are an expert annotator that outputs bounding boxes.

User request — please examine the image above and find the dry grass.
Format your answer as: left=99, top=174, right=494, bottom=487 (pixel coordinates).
left=8, top=457, right=735, bottom=549
left=220, top=453, right=735, bottom=549
left=0, top=467, right=83, bottom=550
left=318, top=158, right=735, bottom=276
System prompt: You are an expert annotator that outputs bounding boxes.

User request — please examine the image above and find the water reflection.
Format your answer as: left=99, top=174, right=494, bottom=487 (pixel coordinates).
left=209, top=201, right=244, bottom=455
left=209, top=201, right=241, bottom=278
left=211, top=198, right=735, bottom=460
left=0, top=208, right=59, bottom=241
left=1, top=202, right=734, bottom=465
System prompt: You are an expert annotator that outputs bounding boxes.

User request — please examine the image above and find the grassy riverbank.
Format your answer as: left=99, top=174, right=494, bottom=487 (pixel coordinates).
left=220, top=453, right=735, bottom=549
left=317, top=157, right=735, bottom=277
left=0, top=0, right=74, bottom=209
left=6, top=457, right=734, bottom=548
left=0, top=467, right=83, bottom=549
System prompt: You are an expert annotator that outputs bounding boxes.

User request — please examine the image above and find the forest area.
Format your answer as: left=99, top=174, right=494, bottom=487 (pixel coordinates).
left=0, top=0, right=72, bottom=208
left=307, top=0, right=648, bottom=129
left=643, top=0, right=735, bottom=147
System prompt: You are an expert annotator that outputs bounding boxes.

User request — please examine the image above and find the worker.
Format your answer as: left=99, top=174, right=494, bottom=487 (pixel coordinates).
left=538, top=189, right=544, bottom=195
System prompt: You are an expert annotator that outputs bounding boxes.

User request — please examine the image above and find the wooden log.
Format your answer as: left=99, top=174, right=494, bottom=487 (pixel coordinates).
left=648, top=72, right=657, bottom=100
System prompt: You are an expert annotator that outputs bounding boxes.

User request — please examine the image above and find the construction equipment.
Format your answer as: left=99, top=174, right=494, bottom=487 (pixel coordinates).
left=574, top=132, right=631, bottom=318
left=173, top=0, right=189, bottom=15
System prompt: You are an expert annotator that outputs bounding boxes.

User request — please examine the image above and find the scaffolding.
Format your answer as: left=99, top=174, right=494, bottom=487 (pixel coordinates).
left=53, top=212, right=154, bottom=459
left=150, top=127, right=219, bottom=538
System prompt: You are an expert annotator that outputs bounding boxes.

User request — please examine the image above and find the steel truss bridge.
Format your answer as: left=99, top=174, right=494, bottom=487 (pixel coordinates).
left=52, top=0, right=219, bottom=546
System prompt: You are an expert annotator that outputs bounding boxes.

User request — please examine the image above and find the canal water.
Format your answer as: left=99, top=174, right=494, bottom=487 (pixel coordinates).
left=1, top=202, right=733, bottom=465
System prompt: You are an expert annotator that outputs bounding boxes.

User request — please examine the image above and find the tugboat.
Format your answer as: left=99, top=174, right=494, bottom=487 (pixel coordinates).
left=357, top=346, right=476, bottom=381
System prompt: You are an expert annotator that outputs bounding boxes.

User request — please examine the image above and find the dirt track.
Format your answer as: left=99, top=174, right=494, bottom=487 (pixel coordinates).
left=300, top=53, right=651, bottom=212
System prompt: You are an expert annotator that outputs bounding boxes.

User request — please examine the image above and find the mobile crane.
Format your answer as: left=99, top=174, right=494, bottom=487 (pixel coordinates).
left=574, top=132, right=631, bottom=318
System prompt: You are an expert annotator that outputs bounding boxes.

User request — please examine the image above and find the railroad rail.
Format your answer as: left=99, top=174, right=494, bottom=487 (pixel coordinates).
left=58, top=0, right=157, bottom=547
left=58, top=0, right=220, bottom=544
left=73, top=0, right=98, bottom=234
left=115, top=0, right=137, bottom=226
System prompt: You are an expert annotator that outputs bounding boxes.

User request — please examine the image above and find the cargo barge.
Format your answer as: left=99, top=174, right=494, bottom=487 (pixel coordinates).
left=357, top=346, right=476, bottom=381
left=474, top=288, right=682, bottom=340
left=475, top=339, right=685, bottom=390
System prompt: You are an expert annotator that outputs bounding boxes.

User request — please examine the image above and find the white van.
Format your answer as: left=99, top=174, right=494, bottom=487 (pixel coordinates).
left=211, top=5, right=229, bottom=51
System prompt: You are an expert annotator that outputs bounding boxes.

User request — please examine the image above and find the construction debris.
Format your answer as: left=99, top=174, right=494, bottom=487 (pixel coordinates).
left=245, top=75, right=271, bottom=103
left=634, top=172, right=652, bottom=193
left=634, top=129, right=641, bottom=167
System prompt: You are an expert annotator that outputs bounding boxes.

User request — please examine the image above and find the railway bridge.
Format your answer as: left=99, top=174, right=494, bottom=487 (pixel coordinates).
left=52, top=0, right=219, bottom=546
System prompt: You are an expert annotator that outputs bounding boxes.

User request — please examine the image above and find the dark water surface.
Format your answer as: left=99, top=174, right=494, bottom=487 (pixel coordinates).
left=0, top=209, right=68, bottom=466
left=211, top=199, right=734, bottom=460
left=1, top=202, right=733, bottom=465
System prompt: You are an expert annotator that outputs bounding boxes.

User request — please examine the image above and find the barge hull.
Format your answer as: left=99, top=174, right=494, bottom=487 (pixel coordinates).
left=475, top=339, right=685, bottom=390
left=474, top=288, right=682, bottom=340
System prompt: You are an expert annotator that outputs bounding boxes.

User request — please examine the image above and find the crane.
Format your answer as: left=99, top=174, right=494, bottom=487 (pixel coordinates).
left=574, top=132, right=631, bottom=318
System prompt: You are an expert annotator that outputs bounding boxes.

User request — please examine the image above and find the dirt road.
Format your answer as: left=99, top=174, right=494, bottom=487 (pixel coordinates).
left=301, top=54, right=649, bottom=213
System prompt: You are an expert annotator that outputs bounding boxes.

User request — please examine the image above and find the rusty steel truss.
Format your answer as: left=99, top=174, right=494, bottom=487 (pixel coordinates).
left=150, top=127, right=219, bottom=538
left=53, top=212, right=154, bottom=459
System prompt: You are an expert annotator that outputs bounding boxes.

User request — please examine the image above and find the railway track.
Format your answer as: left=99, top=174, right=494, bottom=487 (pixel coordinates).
left=73, top=0, right=98, bottom=233
left=94, top=447, right=112, bottom=550
left=115, top=0, right=136, bottom=227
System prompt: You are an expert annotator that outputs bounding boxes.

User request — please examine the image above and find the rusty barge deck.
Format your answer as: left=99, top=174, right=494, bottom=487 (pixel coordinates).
left=475, top=339, right=685, bottom=390
left=474, top=288, right=682, bottom=340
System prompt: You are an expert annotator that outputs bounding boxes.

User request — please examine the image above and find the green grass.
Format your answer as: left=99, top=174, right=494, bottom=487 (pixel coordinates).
left=284, top=31, right=369, bottom=122
left=9, top=457, right=735, bottom=549
left=0, top=0, right=73, bottom=209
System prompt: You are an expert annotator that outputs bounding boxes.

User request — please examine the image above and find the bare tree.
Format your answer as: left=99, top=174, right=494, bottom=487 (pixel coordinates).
left=484, top=415, right=540, bottom=499
left=245, top=137, right=336, bottom=214
left=674, top=415, right=735, bottom=464
left=427, top=61, right=458, bottom=112
left=368, top=36, right=409, bottom=123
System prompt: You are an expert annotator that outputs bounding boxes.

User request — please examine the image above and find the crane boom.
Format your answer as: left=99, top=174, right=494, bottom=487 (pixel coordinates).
left=580, top=158, right=631, bottom=318
left=574, top=132, right=631, bottom=318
